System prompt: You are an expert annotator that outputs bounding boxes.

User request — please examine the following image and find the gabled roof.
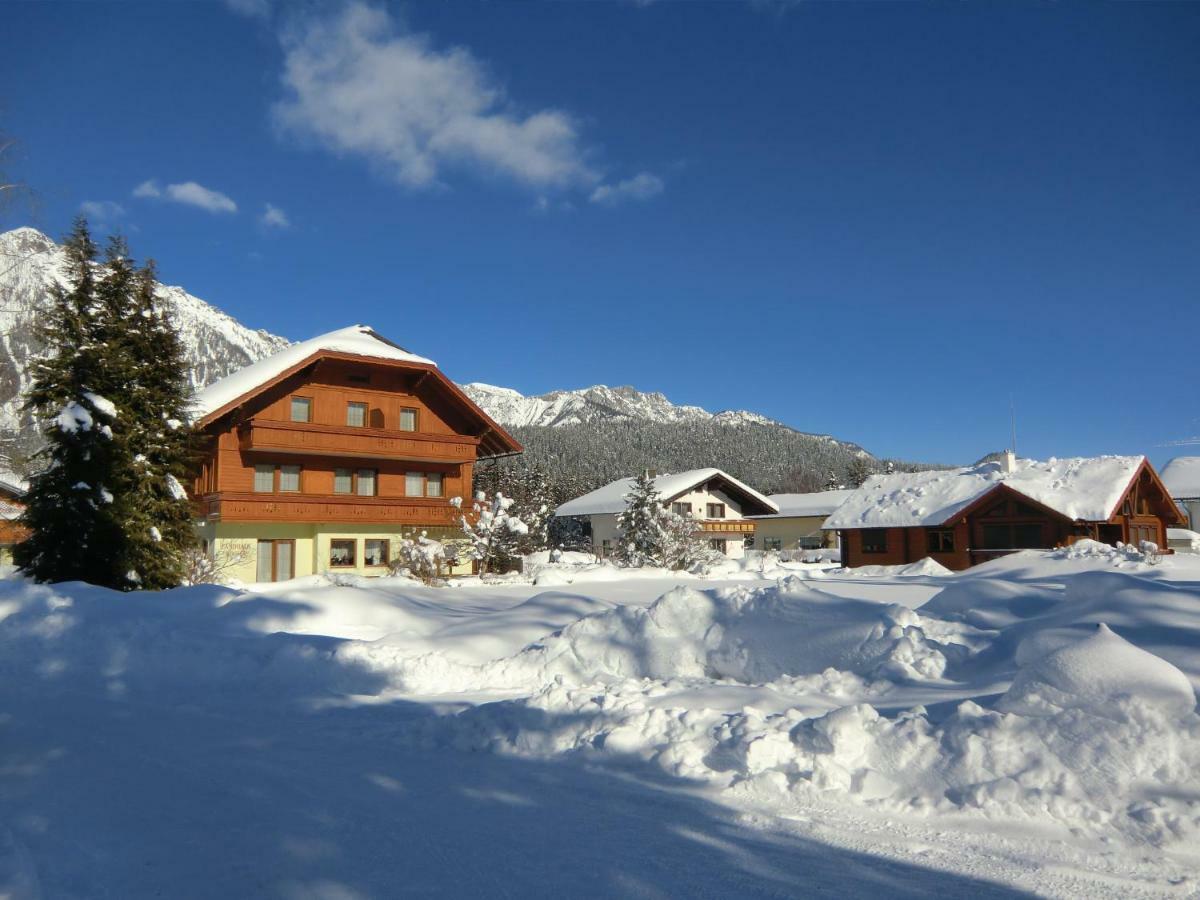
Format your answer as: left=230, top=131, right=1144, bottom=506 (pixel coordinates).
left=824, top=455, right=1147, bottom=529
left=555, top=468, right=777, bottom=518
left=192, top=325, right=521, bottom=458
left=749, top=489, right=854, bottom=520
left=1161, top=457, right=1200, bottom=500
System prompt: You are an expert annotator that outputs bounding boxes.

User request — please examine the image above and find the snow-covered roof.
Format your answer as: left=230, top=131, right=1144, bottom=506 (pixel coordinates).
left=555, top=468, right=778, bottom=518
left=0, top=470, right=28, bottom=498
left=1161, top=457, right=1200, bottom=500
left=192, top=326, right=435, bottom=421
left=823, top=456, right=1146, bottom=529
left=750, top=490, right=854, bottom=520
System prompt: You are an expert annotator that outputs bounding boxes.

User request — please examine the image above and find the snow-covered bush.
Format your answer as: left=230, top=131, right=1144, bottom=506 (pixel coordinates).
left=389, top=531, right=447, bottom=584
left=182, top=541, right=253, bottom=586
left=459, top=492, right=529, bottom=575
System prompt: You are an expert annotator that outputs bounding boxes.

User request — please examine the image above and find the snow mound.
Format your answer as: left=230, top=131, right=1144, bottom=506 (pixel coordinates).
left=999, top=624, right=1196, bottom=718
left=830, top=558, right=953, bottom=578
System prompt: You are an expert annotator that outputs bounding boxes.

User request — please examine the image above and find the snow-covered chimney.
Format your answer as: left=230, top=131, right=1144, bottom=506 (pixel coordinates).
left=1002, top=450, right=1017, bottom=474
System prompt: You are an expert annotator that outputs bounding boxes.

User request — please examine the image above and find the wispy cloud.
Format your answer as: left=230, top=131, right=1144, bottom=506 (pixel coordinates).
left=272, top=3, right=599, bottom=194
left=260, top=202, right=291, bottom=228
left=589, top=172, right=665, bottom=207
left=132, top=179, right=238, bottom=214
left=223, top=0, right=271, bottom=19
left=79, top=200, right=126, bottom=223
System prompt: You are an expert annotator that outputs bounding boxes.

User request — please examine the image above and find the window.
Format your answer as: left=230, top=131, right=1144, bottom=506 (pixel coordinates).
left=671, top=502, right=692, bottom=516
left=601, top=539, right=612, bottom=557
left=347, top=402, right=367, bottom=427
left=1013, top=523, right=1044, bottom=549
left=981, top=523, right=1045, bottom=550
left=709, top=538, right=728, bottom=554
left=357, top=468, right=377, bottom=497
left=334, top=468, right=353, bottom=494
left=983, top=502, right=1010, bottom=517
left=400, top=408, right=418, bottom=432
left=426, top=472, right=443, bottom=498
left=253, top=464, right=274, bottom=493
left=406, top=472, right=424, bottom=497
left=364, top=539, right=389, bottom=567
left=329, top=539, right=356, bottom=568
left=764, top=537, right=783, bottom=551
left=279, top=465, right=301, bottom=492
left=798, top=536, right=823, bottom=549
left=290, top=396, right=312, bottom=423
left=348, top=372, right=371, bottom=384
left=861, top=529, right=888, bottom=553
left=926, top=528, right=955, bottom=553
left=706, top=503, right=726, bottom=519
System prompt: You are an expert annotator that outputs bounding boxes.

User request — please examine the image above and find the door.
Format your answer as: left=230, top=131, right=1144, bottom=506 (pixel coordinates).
left=256, top=539, right=296, bottom=582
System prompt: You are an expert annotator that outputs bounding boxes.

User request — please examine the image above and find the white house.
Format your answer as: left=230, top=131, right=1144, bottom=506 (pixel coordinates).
left=555, top=468, right=778, bottom=559
left=1161, top=457, right=1200, bottom=530
left=748, top=489, right=854, bottom=552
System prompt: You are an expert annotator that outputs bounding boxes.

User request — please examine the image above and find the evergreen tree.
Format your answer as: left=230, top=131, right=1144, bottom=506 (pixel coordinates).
left=845, top=456, right=874, bottom=488
left=16, top=221, right=125, bottom=585
left=16, top=222, right=197, bottom=589
left=614, top=472, right=663, bottom=566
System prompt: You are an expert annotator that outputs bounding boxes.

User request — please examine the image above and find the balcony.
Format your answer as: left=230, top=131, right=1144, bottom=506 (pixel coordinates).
left=199, top=492, right=467, bottom=526
left=237, top=420, right=478, bottom=463
left=697, top=520, right=756, bottom=534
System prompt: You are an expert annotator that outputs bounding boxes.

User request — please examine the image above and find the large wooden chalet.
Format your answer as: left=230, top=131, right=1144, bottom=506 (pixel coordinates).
left=824, top=452, right=1183, bottom=571
left=191, top=326, right=521, bottom=582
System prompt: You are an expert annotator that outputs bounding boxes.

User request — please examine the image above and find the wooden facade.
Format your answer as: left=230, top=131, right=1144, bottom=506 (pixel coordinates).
left=838, top=461, right=1184, bottom=571
left=192, top=346, right=521, bottom=579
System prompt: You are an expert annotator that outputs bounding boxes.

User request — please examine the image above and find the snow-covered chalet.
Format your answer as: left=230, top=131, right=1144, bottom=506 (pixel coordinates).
left=554, top=468, right=778, bottom=559
left=824, top=452, right=1183, bottom=570
left=190, top=326, right=522, bottom=582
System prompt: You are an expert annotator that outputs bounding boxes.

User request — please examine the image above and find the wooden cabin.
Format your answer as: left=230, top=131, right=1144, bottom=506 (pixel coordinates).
left=191, top=326, right=521, bottom=582
left=554, top=468, right=778, bottom=559
left=0, top=473, right=29, bottom=565
left=825, top=452, right=1183, bottom=571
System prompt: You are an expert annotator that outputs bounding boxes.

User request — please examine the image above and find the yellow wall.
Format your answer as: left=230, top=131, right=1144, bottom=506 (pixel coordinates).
left=197, top=520, right=473, bottom=583
left=752, top=516, right=837, bottom=550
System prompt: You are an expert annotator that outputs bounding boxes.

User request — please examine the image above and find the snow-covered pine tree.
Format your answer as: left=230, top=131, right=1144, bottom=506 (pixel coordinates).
left=614, top=471, right=663, bottom=567
left=109, top=255, right=197, bottom=588
left=16, top=225, right=197, bottom=589
left=16, top=221, right=126, bottom=585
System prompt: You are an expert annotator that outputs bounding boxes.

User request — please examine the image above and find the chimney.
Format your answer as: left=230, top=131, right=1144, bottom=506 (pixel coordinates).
left=1002, top=450, right=1017, bottom=474
left=646, top=468, right=658, bottom=479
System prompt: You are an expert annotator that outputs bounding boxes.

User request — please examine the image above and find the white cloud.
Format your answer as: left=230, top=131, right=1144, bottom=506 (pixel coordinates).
left=272, top=3, right=598, bottom=193
left=223, top=0, right=270, bottom=19
left=133, top=179, right=161, bottom=199
left=589, top=172, right=665, bottom=207
left=79, top=200, right=125, bottom=221
left=260, top=203, right=291, bottom=228
left=132, top=179, right=238, bottom=214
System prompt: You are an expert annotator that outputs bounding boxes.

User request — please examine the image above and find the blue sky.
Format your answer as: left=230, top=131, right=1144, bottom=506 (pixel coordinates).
left=2, top=1, right=1198, bottom=466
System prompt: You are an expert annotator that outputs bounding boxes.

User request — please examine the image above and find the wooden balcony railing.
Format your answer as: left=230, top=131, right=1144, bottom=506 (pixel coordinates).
left=199, top=492, right=468, bottom=526
left=237, top=420, right=478, bottom=463
left=697, top=520, right=756, bottom=534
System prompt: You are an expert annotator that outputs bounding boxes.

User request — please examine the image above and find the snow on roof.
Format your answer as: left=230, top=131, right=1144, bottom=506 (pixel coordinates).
left=192, top=326, right=434, bottom=420
left=750, top=490, right=854, bottom=520
left=1161, top=457, right=1200, bottom=500
left=0, top=470, right=28, bottom=497
left=823, top=456, right=1145, bottom=530
left=555, top=468, right=778, bottom=518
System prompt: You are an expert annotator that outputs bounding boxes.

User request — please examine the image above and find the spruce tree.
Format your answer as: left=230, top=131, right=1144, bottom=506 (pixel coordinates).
left=16, top=222, right=197, bottom=589
left=16, top=221, right=125, bottom=585
left=615, top=472, right=663, bottom=566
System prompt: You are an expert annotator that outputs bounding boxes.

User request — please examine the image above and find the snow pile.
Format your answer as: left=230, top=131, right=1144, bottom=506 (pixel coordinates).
left=430, top=626, right=1199, bottom=846
left=827, top=558, right=953, bottom=578
left=349, top=581, right=970, bottom=694
left=1000, top=623, right=1196, bottom=718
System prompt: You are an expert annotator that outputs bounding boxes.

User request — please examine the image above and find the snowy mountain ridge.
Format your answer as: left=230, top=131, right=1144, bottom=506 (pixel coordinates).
left=461, top=382, right=800, bottom=432
left=0, top=227, right=291, bottom=443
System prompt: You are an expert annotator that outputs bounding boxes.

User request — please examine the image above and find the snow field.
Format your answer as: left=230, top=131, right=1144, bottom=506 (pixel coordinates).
left=2, top=544, right=1199, bottom=894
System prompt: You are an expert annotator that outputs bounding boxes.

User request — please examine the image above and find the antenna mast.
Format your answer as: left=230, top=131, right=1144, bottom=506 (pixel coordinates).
left=1009, top=394, right=1017, bottom=455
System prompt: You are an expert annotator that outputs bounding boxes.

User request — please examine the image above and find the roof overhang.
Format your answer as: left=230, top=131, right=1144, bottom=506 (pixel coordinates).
left=195, top=349, right=522, bottom=459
